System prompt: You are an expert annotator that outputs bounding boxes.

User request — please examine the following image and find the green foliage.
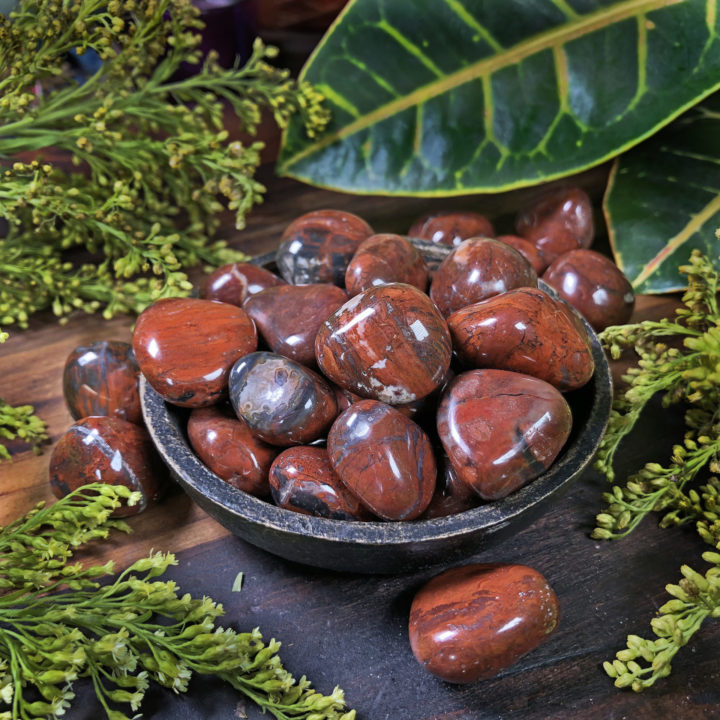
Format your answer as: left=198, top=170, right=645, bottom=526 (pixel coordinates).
left=0, top=484, right=355, bottom=720
left=0, top=396, right=48, bottom=461
left=0, top=0, right=328, bottom=335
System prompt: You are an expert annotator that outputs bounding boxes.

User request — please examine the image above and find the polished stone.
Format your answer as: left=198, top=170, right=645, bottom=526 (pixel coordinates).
left=408, top=211, right=494, bottom=247
left=275, top=209, right=373, bottom=286
left=187, top=405, right=276, bottom=497
left=495, top=234, right=546, bottom=274
left=409, top=563, right=560, bottom=683
left=316, top=283, right=452, bottom=405
left=327, top=399, right=436, bottom=521
left=542, top=249, right=635, bottom=331
left=229, top=352, right=337, bottom=446
left=132, top=297, right=257, bottom=407
left=63, top=340, right=142, bottom=425
left=200, top=262, right=285, bottom=306
left=244, top=283, right=348, bottom=367
left=437, top=369, right=572, bottom=500
left=429, top=237, right=537, bottom=317
left=421, top=456, right=481, bottom=519
left=269, top=446, right=373, bottom=520
left=448, top=287, right=595, bottom=392
left=49, top=416, right=166, bottom=516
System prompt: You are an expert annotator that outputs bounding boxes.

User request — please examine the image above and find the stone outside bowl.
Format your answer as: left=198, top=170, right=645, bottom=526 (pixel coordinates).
left=141, top=239, right=613, bottom=575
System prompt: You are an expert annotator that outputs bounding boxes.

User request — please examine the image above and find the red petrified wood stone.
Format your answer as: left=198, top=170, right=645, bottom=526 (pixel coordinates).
left=409, top=563, right=560, bottom=683
left=187, top=405, right=276, bottom=497
left=269, top=446, right=373, bottom=520
left=244, top=283, right=348, bottom=367
left=448, top=287, right=594, bottom=392
left=542, top=249, right=635, bottom=331
left=132, top=297, right=257, bottom=407
left=408, top=211, right=494, bottom=247
left=200, top=262, right=286, bottom=306
left=437, top=369, right=572, bottom=500
left=495, top=234, right=546, bottom=274
left=63, top=340, right=142, bottom=425
left=49, top=416, right=166, bottom=516
left=421, top=457, right=481, bottom=519
left=316, top=283, right=452, bottom=405
left=429, top=237, right=538, bottom=317
left=344, top=234, right=429, bottom=296
left=327, top=400, right=436, bottom=521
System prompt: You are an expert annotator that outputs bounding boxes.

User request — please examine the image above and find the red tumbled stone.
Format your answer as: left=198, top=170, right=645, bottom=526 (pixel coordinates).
left=244, top=283, right=348, bottom=367
left=316, top=283, right=452, bottom=405
left=429, top=237, right=537, bottom=317
left=421, top=457, right=481, bottom=519
left=495, top=234, right=546, bottom=274
left=187, top=405, right=276, bottom=497
left=437, top=369, right=572, bottom=500
left=327, top=400, right=436, bottom=521
left=447, top=287, right=594, bottom=392
left=408, top=211, right=494, bottom=247
left=132, top=297, right=257, bottom=408
left=542, top=249, right=635, bottom=331
left=49, top=416, right=166, bottom=516
left=199, top=262, right=286, bottom=306
left=409, top=563, right=560, bottom=683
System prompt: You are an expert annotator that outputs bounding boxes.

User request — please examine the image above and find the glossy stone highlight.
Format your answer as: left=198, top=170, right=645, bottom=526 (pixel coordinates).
left=244, top=283, right=348, bottom=367
left=200, top=262, right=286, bottom=306
left=275, top=209, right=373, bottom=286
left=187, top=405, right=276, bottom=497
left=448, top=287, right=595, bottom=392
left=269, top=446, right=373, bottom=520
left=542, top=249, right=635, bottom=331
left=328, top=400, right=436, bottom=521
left=316, top=283, right=452, bottom=405
left=408, top=211, right=494, bottom=247
left=133, top=297, right=257, bottom=407
left=430, top=237, right=537, bottom=317
left=229, top=352, right=337, bottom=446
left=63, top=340, right=142, bottom=425
left=437, top=370, right=572, bottom=500
left=49, top=416, right=166, bottom=516
left=409, top=563, right=560, bottom=683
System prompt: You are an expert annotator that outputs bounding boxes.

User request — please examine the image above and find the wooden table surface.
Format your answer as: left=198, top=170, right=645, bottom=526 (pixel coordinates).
left=2, top=160, right=718, bottom=720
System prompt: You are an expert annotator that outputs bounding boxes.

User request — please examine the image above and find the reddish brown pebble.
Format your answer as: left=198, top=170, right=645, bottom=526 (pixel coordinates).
left=495, top=235, right=546, bottom=274
left=275, top=209, right=373, bottom=286
left=448, top=287, right=594, bottom=392
left=345, top=233, right=429, bottom=296
left=516, top=186, right=594, bottom=264
left=132, top=297, right=257, bottom=408
left=63, top=340, right=142, bottom=425
left=269, top=446, right=373, bottom=520
left=244, top=283, right=348, bottom=367
left=49, top=416, right=166, bottom=516
left=187, top=405, right=276, bottom=497
left=542, top=249, right=635, bottom=331
left=437, top=370, right=572, bottom=500
left=316, top=283, right=452, bottom=405
left=408, top=211, right=494, bottom=247
left=199, top=262, right=286, bottom=306
left=328, top=400, right=436, bottom=521
left=429, top=238, right=537, bottom=317
left=409, top=563, right=560, bottom=683
left=421, top=457, right=482, bottom=519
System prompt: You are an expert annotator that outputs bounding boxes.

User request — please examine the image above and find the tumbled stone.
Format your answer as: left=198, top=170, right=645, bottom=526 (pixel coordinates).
left=316, top=283, right=452, bottom=405
left=542, top=249, right=635, bottom=331
left=63, top=340, right=142, bottom=425
left=133, top=297, right=257, bottom=407
left=495, top=234, right=546, bottom=274
left=409, top=563, right=560, bottom=683
left=275, top=209, right=373, bottom=286
left=447, top=287, right=594, bottom=392
left=229, top=352, right=337, bottom=446
left=187, top=405, right=276, bottom=497
left=49, top=416, right=166, bottom=516
left=429, top=237, right=538, bottom=317
left=199, top=262, right=286, bottom=306
left=516, top=186, right=594, bottom=264
left=345, top=234, right=429, bottom=295
left=244, top=283, right=348, bottom=367
left=327, top=399, right=436, bottom=520
left=408, top=211, right=494, bottom=247
left=421, top=457, right=481, bottom=519
left=269, top=446, right=373, bottom=520
left=437, top=369, right=572, bottom=500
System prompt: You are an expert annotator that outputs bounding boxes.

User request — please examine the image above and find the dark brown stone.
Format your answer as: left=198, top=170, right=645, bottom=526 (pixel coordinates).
left=408, top=211, right=494, bottom=247
left=421, top=457, right=482, bottom=519
left=199, top=262, right=286, bottom=306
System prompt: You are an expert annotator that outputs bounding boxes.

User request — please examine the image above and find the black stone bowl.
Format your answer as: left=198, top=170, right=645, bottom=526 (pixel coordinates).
left=141, top=239, right=612, bottom=574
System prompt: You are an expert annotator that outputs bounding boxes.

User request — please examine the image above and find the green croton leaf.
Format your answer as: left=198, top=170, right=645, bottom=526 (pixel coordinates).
left=605, top=95, right=720, bottom=293
left=278, top=0, right=720, bottom=196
